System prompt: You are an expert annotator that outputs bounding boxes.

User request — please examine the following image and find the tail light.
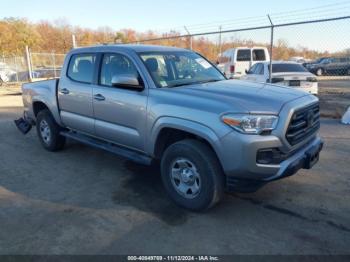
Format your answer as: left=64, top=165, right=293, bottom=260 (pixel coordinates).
left=230, top=65, right=235, bottom=73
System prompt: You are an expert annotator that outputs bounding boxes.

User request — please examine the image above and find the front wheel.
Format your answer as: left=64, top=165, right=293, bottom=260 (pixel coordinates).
left=160, top=139, right=224, bottom=211
left=36, top=109, right=66, bottom=151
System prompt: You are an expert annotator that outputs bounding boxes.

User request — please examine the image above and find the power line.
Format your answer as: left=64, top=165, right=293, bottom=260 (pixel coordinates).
left=152, top=1, right=350, bottom=36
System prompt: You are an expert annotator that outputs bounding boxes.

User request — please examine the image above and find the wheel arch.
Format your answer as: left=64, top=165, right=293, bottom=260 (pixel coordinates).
left=31, top=97, right=63, bottom=126
left=150, top=117, right=222, bottom=163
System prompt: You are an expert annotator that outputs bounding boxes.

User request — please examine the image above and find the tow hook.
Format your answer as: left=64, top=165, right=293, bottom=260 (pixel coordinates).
left=14, top=117, right=32, bottom=135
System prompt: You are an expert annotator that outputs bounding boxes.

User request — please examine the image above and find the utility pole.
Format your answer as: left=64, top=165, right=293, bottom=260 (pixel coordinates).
left=218, top=26, right=222, bottom=57
left=25, top=46, right=33, bottom=82
left=184, top=26, right=192, bottom=50
left=72, top=34, right=77, bottom=48
left=267, top=15, right=274, bottom=83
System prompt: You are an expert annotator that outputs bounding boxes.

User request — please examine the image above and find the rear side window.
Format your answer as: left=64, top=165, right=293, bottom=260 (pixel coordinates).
left=67, top=54, right=96, bottom=83
left=253, top=49, right=266, bottom=61
left=270, top=63, right=308, bottom=73
left=236, top=50, right=251, bottom=61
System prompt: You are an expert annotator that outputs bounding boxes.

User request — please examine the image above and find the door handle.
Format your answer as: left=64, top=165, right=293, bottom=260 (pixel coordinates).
left=60, top=88, right=70, bottom=95
left=94, top=94, right=105, bottom=101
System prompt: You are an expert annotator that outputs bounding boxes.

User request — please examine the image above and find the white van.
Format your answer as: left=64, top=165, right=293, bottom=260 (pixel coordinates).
left=217, top=47, right=270, bottom=79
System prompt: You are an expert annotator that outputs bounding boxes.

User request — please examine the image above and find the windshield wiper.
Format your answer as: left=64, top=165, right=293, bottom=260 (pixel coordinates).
left=169, top=82, right=199, bottom=88
left=197, top=79, right=222, bottom=84
left=170, top=79, right=221, bottom=88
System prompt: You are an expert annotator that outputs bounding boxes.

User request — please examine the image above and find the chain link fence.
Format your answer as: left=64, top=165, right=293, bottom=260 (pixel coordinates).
left=0, top=15, right=349, bottom=86
left=0, top=51, right=65, bottom=85
left=128, top=16, right=350, bottom=81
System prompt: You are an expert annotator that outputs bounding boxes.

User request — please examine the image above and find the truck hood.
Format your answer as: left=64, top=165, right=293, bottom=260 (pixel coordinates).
left=169, top=79, right=310, bottom=114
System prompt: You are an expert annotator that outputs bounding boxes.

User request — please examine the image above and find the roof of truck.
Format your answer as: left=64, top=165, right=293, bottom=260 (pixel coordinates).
left=70, top=44, right=189, bottom=53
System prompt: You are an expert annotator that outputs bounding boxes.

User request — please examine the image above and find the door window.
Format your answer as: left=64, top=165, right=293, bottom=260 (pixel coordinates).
left=67, top=54, right=96, bottom=83
left=255, top=63, right=264, bottom=74
left=253, top=49, right=266, bottom=61
left=100, top=53, right=139, bottom=86
left=248, top=64, right=258, bottom=74
left=236, top=50, right=251, bottom=61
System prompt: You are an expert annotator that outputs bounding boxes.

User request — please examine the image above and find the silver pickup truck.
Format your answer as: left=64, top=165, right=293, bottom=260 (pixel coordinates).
left=15, top=45, right=323, bottom=211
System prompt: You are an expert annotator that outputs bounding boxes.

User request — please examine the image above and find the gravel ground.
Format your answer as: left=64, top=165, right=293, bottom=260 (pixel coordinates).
left=0, top=88, right=349, bottom=255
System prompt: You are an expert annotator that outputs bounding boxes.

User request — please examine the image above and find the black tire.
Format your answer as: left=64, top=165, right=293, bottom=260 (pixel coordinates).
left=316, top=68, right=323, bottom=76
left=36, top=109, right=65, bottom=151
left=160, top=139, right=224, bottom=211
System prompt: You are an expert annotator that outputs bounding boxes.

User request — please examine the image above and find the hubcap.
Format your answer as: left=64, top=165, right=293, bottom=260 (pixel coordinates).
left=170, top=158, right=201, bottom=199
left=39, top=120, right=51, bottom=145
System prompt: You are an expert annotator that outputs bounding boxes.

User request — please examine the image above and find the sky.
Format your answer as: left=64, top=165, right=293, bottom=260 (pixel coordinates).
left=0, top=0, right=350, bottom=52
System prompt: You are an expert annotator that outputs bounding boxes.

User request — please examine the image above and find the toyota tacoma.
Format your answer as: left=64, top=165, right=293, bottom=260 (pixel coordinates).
left=15, top=45, right=323, bottom=211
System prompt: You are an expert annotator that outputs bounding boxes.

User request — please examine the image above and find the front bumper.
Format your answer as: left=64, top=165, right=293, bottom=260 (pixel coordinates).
left=226, top=137, right=323, bottom=192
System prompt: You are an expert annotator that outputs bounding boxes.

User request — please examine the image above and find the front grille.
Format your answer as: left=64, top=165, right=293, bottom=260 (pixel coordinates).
left=286, top=102, right=320, bottom=146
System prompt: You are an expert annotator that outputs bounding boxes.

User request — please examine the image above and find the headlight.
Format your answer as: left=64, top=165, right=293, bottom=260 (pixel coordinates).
left=222, top=114, right=279, bottom=134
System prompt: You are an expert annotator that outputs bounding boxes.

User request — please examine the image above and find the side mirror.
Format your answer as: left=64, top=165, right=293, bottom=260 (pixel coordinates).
left=111, top=75, right=144, bottom=90
left=245, top=69, right=250, bottom=74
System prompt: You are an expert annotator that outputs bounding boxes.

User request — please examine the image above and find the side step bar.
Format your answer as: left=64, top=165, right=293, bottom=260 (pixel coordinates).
left=60, top=131, right=152, bottom=166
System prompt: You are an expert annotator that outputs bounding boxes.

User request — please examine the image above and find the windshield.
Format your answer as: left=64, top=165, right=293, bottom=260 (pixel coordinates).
left=270, top=63, right=308, bottom=73
left=139, top=51, right=225, bottom=88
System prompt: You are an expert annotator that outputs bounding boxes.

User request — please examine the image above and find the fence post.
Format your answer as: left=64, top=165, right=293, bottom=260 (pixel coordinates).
left=184, top=26, right=192, bottom=50
left=25, top=46, right=33, bottom=82
left=52, top=52, right=56, bottom=78
left=72, top=34, right=77, bottom=48
left=14, top=56, right=19, bottom=82
left=218, top=25, right=222, bottom=57
left=268, top=15, right=274, bottom=83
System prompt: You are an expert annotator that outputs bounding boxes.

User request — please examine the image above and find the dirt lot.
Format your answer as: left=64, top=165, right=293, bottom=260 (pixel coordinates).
left=0, top=83, right=349, bottom=255
left=318, top=79, right=350, bottom=118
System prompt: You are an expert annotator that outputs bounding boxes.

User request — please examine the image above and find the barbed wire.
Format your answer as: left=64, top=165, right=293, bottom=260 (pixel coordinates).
left=151, top=1, right=350, bottom=36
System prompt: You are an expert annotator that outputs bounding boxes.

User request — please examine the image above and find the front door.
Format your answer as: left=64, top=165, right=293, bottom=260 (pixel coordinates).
left=58, top=53, right=97, bottom=134
left=92, top=53, right=148, bottom=151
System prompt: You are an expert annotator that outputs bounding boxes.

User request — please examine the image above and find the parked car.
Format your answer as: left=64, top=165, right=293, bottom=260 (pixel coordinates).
left=305, top=57, right=350, bottom=76
left=217, top=47, right=270, bottom=79
left=15, top=45, right=323, bottom=211
left=241, top=61, right=318, bottom=95
left=288, top=56, right=309, bottom=64
left=302, top=57, right=329, bottom=69
left=0, top=62, right=16, bottom=86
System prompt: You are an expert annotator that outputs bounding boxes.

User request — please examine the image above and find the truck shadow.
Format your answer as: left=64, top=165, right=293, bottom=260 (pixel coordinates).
left=112, top=160, right=189, bottom=226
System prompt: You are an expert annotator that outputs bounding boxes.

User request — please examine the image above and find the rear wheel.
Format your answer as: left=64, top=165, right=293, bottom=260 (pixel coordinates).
left=160, top=139, right=224, bottom=211
left=36, top=109, right=65, bottom=151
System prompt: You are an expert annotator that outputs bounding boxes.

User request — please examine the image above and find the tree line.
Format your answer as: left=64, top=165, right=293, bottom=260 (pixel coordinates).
left=0, top=17, right=345, bottom=61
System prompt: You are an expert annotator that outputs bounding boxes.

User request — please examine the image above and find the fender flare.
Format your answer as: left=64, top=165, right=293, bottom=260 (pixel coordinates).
left=148, top=116, right=222, bottom=158
left=32, top=96, right=63, bottom=126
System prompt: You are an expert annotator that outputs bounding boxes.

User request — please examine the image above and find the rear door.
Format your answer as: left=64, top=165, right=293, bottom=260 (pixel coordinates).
left=92, top=52, right=148, bottom=151
left=58, top=53, right=97, bottom=134
left=235, top=49, right=251, bottom=77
